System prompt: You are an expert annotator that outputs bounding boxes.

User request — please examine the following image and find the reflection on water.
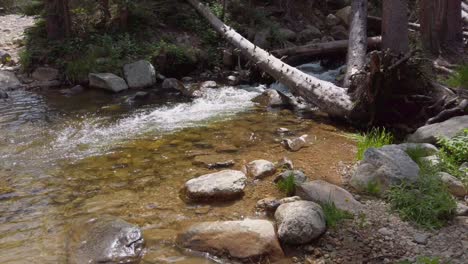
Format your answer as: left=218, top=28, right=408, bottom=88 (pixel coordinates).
left=0, top=62, right=355, bottom=263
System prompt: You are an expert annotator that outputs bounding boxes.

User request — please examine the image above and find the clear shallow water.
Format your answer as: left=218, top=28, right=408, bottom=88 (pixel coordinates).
left=0, top=63, right=355, bottom=263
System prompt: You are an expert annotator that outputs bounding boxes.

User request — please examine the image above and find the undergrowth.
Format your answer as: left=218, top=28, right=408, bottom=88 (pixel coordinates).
left=276, top=174, right=296, bottom=196
left=350, top=128, right=394, bottom=160
left=321, top=202, right=353, bottom=228
left=399, top=256, right=442, bottom=264
left=436, top=129, right=468, bottom=186
left=444, top=64, right=468, bottom=88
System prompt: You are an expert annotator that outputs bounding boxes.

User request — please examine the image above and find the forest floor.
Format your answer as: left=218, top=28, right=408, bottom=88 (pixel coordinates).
left=0, top=14, right=34, bottom=63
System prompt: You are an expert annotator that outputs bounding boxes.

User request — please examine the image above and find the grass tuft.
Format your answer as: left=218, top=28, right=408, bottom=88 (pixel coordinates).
left=276, top=174, right=296, bottom=196
left=321, top=202, right=353, bottom=228
left=350, top=128, right=394, bottom=160
left=405, top=147, right=428, bottom=166
left=444, top=64, right=468, bottom=89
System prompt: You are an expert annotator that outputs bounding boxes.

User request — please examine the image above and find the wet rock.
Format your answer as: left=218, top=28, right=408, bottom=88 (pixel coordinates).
left=61, top=85, right=84, bottom=96
left=282, top=134, right=308, bottom=151
left=351, top=146, right=420, bottom=194
left=67, top=215, right=144, bottom=264
left=275, top=201, right=326, bottom=244
left=89, top=73, right=128, bottom=93
left=123, top=60, right=156, bottom=88
left=407, top=115, right=468, bottom=144
left=192, top=154, right=235, bottom=169
left=437, top=172, right=467, bottom=197
left=335, top=6, right=352, bottom=26
left=32, top=67, right=59, bottom=81
left=413, top=233, right=430, bottom=245
left=133, top=91, right=149, bottom=101
left=177, top=219, right=284, bottom=261
left=199, top=80, right=218, bottom=89
left=0, top=70, right=20, bottom=88
left=274, top=170, right=307, bottom=184
left=184, top=170, right=246, bottom=201
left=246, top=159, right=276, bottom=179
left=326, top=14, right=341, bottom=26
left=162, top=78, right=198, bottom=97
left=227, top=75, right=239, bottom=86
left=298, top=26, right=322, bottom=42
left=253, top=89, right=288, bottom=107
left=296, top=180, right=363, bottom=214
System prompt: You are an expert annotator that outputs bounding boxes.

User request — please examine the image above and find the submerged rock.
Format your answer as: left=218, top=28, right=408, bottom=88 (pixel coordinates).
left=177, top=219, right=284, bottom=261
left=351, top=145, right=420, bottom=194
left=192, top=154, right=235, bottom=169
left=246, top=159, right=276, bottom=179
left=407, top=115, right=468, bottom=144
left=185, top=170, right=246, bottom=201
left=123, top=60, right=156, bottom=89
left=282, top=135, right=308, bottom=151
left=437, top=172, right=467, bottom=197
left=275, top=201, right=326, bottom=245
left=89, top=73, right=128, bottom=93
left=296, top=180, right=363, bottom=214
left=67, top=215, right=144, bottom=264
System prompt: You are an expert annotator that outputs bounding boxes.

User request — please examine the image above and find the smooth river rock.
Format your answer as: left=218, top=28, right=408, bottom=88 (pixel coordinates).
left=296, top=180, right=363, bottom=214
left=275, top=201, right=326, bottom=244
left=185, top=170, right=246, bottom=201
left=89, top=73, right=128, bottom=93
left=67, top=215, right=144, bottom=264
left=246, top=159, right=276, bottom=179
left=437, top=172, right=467, bottom=197
left=282, top=135, right=308, bottom=151
left=123, top=60, right=156, bottom=88
left=351, top=145, right=420, bottom=194
left=0, top=70, right=20, bottom=89
left=177, top=219, right=284, bottom=261
left=407, top=115, right=468, bottom=144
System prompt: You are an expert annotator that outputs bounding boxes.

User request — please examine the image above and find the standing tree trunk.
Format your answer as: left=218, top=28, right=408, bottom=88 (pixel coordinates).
left=45, top=0, right=71, bottom=40
left=344, top=0, right=368, bottom=88
left=382, top=0, right=409, bottom=54
left=443, top=0, right=463, bottom=54
left=185, top=0, right=355, bottom=118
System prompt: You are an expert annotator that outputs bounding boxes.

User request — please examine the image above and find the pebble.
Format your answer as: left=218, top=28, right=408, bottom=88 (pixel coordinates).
left=413, top=233, right=429, bottom=245
left=378, top=227, right=393, bottom=236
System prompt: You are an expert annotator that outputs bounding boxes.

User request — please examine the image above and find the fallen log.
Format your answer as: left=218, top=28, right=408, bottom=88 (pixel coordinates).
left=271, top=36, right=381, bottom=58
left=186, top=0, right=355, bottom=118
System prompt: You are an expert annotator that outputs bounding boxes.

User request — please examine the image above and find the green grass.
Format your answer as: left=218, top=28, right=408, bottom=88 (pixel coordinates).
left=387, top=161, right=456, bottom=230
left=398, top=256, right=442, bottom=264
left=444, top=64, right=468, bottom=88
left=350, top=128, right=394, bottom=160
left=276, top=174, right=296, bottom=196
left=365, top=181, right=382, bottom=196
left=321, top=202, right=353, bottom=228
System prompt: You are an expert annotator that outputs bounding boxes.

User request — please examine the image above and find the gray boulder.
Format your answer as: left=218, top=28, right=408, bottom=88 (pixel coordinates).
left=335, top=6, right=352, bottom=26
left=275, top=201, right=326, bottom=244
left=274, top=170, right=307, bottom=184
left=351, top=145, right=420, bottom=194
left=123, top=60, right=156, bottom=88
left=437, top=172, right=466, bottom=197
left=407, top=115, right=468, bottom=144
left=0, top=70, right=21, bottom=89
left=296, top=180, right=363, bottom=214
left=67, top=215, right=144, bottom=264
left=246, top=159, right=276, bottom=179
left=177, top=219, right=284, bottom=261
left=89, top=73, right=128, bottom=93
left=32, top=67, right=59, bottom=81
left=298, top=26, right=322, bottom=42
left=253, top=89, right=288, bottom=107
left=185, top=170, right=246, bottom=201
left=326, top=14, right=341, bottom=26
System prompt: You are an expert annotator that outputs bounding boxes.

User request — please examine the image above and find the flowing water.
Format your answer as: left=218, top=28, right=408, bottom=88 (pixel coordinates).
left=0, top=63, right=356, bottom=263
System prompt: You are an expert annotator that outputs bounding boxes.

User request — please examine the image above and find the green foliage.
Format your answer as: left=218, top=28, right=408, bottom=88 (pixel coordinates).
left=276, top=174, right=296, bottom=196
left=20, top=0, right=43, bottom=16
left=387, top=161, right=456, bottom=229
left=444, top=64, right=468, bottom=88
left=437, top=130, right=468, bottom=165
left=321, top=202, right=353, bottom=228
left=399, top=256, right=442, bottom=264
left=19, top=49, right=32, bottom=72
left=350, top=128, right=394, bottom=160
left=365, top=181, right=382, bottom=196
left=406, top=147, right=429, bottom=166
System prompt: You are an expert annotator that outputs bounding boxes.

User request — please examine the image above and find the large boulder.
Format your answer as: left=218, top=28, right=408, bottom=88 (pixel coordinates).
left=407, top=115, right=468, bottom=144
left=246, top=159, right=276, bottom=179
left=123, top=60, right=156, bottom=88
left=0, top=70, right=21, bottom=89
left=177, top=219, right=284, bottom=261
left=185, top=170, right=246, bottom=201
left=89, top=73, right=128, bottom=93
left=67, top=215, right=144, bottom=264
left=296, top=180, right=363, bottom=214
left=32, top=67, right=60, bottom=81
left=275, top=201, right=326, bottom=244
left=351, top=145, right=420, bottom=194
left=437, top=172, right=467, bottom=197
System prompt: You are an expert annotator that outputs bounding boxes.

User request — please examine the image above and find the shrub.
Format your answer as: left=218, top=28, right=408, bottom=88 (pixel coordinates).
left=351, top=128, right=394, bottom=160
left=321, top=202, right=353, bottom=228
left=276, top=174, right=296, bottom=196
left=387, top=162, right=456, bottom=229
left=436, top=130, right=468, bottom=186
left=444, top=64, right=468, bottom=89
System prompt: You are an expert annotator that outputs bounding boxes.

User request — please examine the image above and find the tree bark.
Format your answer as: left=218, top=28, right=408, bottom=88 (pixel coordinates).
left=272, top=37, right=381, bottom=58
left=344, top=0, right=368, bottom=88
left=444, top=0, right=463, bottom=53
left=382, top=0, right=409, bottom=55
left=45, top=0, right=71, bottom=40
left=185, top=0, right=355, bottom=118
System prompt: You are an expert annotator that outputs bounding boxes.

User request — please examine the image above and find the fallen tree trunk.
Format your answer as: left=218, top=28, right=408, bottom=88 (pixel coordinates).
left=344, top=0, right=368, bottom=88
left=185, top=0, right=355, bottom=118
left=272, top=36, right=381, bottom=58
